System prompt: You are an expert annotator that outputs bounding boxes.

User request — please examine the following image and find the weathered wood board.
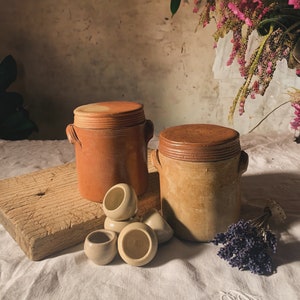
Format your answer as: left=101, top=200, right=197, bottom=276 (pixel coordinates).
left=0, top=152, right=160, bottom=260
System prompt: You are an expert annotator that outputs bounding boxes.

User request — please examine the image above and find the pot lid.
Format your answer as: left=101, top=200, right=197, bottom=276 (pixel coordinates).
left=73, top=101, right=145, bottom=129
left=159, top=124, right=241, bottom=162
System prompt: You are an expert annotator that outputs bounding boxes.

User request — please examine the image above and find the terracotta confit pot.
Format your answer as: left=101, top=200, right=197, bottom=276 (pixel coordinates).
left=66, top=101, right=153, bottom=202
left=151, top=124, right=248, bottom=242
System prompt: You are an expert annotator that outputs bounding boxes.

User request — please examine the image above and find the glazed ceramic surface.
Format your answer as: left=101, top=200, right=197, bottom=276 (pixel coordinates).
left=142, top=208, right=173, bottom=244
left=118, top=222, right=158, bottom=267
left=84, top=229, right=117, bottom=265
left=102, top=183, right=138, bottom=221
left=66, top=101, right=153, bottom=202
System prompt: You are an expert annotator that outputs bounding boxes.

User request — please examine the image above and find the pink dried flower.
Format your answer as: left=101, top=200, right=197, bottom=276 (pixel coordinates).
left=257, top=65, right=263, bottom=76
left=289, top=0, right=300, bottom=9
left=287, top=89, right=300, bottom=132
left=186, top=0, right=300, bottom=127
left=228, top=2, right=247, bottom=22
left=245, top=18, right=253, bottom=27
left=291, top=102, right=300, bottom=130
left=252, top=81, right=260, bottom=93
left=266, top=62, right=273, bottom=74
left=239, top=101, right=245, bottom=115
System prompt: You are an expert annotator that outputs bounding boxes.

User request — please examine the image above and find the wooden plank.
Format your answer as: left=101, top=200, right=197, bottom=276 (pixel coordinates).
left=0, top=151, right=160, bottom=260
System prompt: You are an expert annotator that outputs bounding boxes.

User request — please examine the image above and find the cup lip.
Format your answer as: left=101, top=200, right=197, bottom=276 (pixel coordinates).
left=103, top=183, right=137, bottom=220
left=86, top=229, right=117, bottom=245
left=118, top=222, right=158, bottom=265
left=73, top=101, right=145, bottom=129
left=103, top=183, right=129, bottom=212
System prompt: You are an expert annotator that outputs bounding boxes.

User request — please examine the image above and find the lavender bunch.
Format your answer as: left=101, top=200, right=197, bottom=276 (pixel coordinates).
left=212, top=207, right=277, bottom=275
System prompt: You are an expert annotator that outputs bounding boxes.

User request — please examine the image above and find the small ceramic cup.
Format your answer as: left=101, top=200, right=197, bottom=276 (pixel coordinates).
left=142, top=208, right=174, bottom=244
left=84, top=229, right=117, bottom=265
left=118, top=222, right=158, bottom=267
left=104, top=215, right=139, bottom=234
left=102, top=183, right=138, bottom=221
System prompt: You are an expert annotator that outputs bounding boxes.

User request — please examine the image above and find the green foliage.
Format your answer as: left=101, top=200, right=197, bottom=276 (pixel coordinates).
left=170, top=0, right=181, bottom=17
left=0, top=55, right=37, bottom=140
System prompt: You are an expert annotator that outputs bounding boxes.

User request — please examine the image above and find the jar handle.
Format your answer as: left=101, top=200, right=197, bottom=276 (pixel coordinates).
left=238, top=151, right=248, bottom=175
left=66, top=124, right=82, bottom=147
left=144, top=119, right=154, bottom=144
left=151, top=149, right=162, bottom=173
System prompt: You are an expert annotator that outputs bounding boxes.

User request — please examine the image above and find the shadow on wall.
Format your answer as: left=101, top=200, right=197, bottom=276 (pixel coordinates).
left=0, top=55, right=37, bottom=140
left=0, top=0, right=172, bottom=139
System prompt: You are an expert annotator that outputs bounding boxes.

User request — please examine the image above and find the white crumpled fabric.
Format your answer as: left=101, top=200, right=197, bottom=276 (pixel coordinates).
left=0, top=133, right=300, bottom=300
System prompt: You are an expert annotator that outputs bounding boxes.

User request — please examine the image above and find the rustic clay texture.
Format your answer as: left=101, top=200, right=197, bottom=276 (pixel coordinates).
left=66, top=101, right=154, bottom=202
left=152, top=151, right=248, bottom=242
left=69, top=122, right=152, bottom=201
left=151, top=124, right=248, bottom=242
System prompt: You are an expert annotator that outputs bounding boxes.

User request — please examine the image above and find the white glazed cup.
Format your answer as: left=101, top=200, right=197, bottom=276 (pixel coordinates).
left=102, top=183, right=138, bottom=221
left=142, top=208, right=173, bottom=244
left=118, top=222, right=158, bottom=267
left=104, top=215, right=139, bottom=234
left=84, top=229, right=117, bottom=265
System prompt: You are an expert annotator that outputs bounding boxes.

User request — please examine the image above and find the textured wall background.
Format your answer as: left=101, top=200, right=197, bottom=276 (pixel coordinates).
left=0, top=1, right=299, bottom=139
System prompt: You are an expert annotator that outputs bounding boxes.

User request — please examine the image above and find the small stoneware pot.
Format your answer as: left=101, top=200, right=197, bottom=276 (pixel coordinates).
left=142, top=209, right=173, bottom=244
left=102, top=183, right=138, bottom=221
left=84, top=229, right=117, bottom=265
left=118, top=222, right=158, bottom=267
left=104, top=215, right=139, bottom=234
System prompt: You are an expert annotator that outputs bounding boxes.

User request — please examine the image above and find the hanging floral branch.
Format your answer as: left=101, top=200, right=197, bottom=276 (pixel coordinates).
left=171, top=0, right=300, bottom=125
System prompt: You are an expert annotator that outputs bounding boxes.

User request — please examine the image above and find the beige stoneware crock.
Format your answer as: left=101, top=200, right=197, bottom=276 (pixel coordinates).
left=151, top=124, right=248, bottom=242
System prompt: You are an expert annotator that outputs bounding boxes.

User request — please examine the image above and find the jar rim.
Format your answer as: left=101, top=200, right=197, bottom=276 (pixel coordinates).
left=158, top=124, right=241, bottom=162
left=73, top=101, right=145, bottom=129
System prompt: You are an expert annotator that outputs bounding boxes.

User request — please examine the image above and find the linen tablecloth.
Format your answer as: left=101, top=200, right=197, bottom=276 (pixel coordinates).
left=0, top=133, right=299, bottom=300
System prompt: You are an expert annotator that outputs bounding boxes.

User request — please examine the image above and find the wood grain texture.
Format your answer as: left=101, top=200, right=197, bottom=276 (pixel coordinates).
left=0, top=151, right=160, bottom=260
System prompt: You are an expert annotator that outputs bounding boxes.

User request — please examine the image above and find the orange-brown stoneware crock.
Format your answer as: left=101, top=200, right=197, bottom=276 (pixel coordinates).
left=66, top=101, right=153, bottom=202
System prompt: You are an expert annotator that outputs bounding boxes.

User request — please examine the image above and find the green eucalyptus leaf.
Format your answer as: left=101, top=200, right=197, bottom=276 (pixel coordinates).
left=170, top=0, right=181, bottom=17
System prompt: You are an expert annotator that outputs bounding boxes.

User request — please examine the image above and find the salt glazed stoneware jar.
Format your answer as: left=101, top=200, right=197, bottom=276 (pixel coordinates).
left=151, top=124, right=248, bottom=242
left=66, top=101, right=153, bottom=202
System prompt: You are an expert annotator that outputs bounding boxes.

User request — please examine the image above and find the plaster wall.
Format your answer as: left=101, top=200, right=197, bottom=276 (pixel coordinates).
left=0, top=1, right=299, bottom=139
